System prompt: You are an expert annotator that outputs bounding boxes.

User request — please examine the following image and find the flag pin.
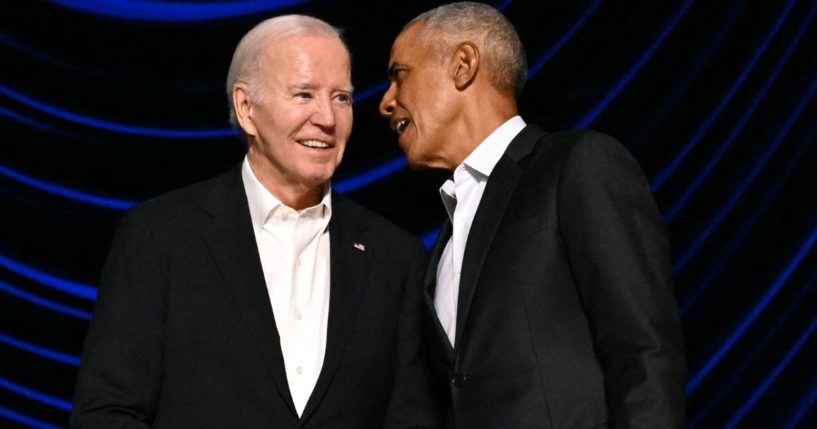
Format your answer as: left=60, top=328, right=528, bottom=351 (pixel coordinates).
left=353, top=242, right=365, bottom=251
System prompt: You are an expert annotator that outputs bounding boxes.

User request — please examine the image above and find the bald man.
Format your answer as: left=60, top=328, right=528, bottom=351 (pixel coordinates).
left=380, top=3, right=686, bottom=428
left=72, top=15, right=437, bottom=429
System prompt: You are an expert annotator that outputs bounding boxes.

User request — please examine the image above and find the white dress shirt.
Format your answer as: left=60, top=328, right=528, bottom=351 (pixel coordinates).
left=435, top=116, right=526, bottom=346
left=241, top=157, right=331, bottom=416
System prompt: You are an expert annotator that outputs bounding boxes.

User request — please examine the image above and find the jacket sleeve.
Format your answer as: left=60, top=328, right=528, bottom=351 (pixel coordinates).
left=70, top=207, right=165, bottom=429
left=383, top=238, right=444, bottom=429
left=556, top=132, right=686, bottom=428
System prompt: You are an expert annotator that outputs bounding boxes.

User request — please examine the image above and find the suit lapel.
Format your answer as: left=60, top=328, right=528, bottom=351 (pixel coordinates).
left=200, top=165, right=297, bottom=414
left=300, top=193, right=370, bottom=422
left=424, top=221, right=455, bottom=357
left=424, top=221, right=452, bottom=295
left=455, top=125, right=546, bottom=348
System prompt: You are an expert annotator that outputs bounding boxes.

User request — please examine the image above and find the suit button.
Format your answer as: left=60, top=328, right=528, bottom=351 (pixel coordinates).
left=451, top=373, right=466, bottom=389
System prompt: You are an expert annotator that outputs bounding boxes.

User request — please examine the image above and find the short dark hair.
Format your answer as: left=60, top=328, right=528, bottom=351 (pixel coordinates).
left=409, top=2, right=527, bottom=96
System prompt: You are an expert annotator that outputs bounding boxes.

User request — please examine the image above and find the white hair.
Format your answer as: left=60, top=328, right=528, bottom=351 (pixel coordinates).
left=225, top=15, right=347, bottom=129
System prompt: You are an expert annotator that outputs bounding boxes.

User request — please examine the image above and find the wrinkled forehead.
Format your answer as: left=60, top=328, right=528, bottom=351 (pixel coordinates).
left=391, top=22, right=436, bottom=62
left=263, top=34, right=351, bottom=72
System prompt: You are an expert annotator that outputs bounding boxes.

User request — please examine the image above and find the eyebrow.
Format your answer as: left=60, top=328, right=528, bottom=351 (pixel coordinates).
left=289, top=83, right=316, bottom=91
left=288, top=82, right=354, bottom=93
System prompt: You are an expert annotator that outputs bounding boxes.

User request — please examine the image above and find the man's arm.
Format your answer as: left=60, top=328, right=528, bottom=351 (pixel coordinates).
left=557, top=132, right=686, bottom=428
left=71, top=208, right=165, bottom=428
left=384, top=238, right=443, bottom=429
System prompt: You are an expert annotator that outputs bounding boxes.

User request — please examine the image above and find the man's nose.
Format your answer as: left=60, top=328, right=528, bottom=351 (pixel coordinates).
left=311, top=97, right=337, bottom=128
left=379, top=83, right=396, bottom=118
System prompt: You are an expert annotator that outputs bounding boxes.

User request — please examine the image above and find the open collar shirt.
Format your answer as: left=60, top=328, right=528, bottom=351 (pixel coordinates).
left=241, top=156, right=332, bottom=416
left=435, top=116, right=526, bottom=346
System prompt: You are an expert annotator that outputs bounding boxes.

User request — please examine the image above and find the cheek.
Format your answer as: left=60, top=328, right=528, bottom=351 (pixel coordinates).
left=337, top=109, right=353, bottom=137
left=334, top=143, right=348, bottom=165
left=414, top=104, right=445, bottom=139
left=411, top=83, right=447, bottom=127
left=259, top=110, right=300, bottom=141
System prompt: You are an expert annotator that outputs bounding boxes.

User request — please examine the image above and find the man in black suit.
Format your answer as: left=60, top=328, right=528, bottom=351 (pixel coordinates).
left=71, top=15, right=436, bottom=428
left=379, top=3, right=686, bottom=428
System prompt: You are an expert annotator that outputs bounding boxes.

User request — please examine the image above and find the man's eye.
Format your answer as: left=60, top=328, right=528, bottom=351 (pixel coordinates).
left=394, top=70, right=407, bottom=86
left=388, top=68, right=406, bottom=82
left=335, top=93, right=352, bottom=104
left=295, top=92, right=312, bottom=99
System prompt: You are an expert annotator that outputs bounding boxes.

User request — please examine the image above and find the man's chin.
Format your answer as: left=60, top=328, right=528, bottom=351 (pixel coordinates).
left=398, top=140, right=423, bottom=168
left=404, top=156, right=432, bottom=170
left=400, top=143, right=437, bottom=170
left=302, top=162, right=339, bottom=182
left=305, top=174, right=333, bottom=189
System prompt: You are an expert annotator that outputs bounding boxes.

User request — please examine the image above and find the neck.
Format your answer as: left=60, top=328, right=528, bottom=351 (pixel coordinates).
left=246, top=152, right=325, bottom=211
left=444, top=91, right=518, bottom=169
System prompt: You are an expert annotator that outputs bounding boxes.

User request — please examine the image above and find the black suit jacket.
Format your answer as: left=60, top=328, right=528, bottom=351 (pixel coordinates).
left=424, top=126, right=686, bottom=429
left=71, top=165, right=437, bottom=429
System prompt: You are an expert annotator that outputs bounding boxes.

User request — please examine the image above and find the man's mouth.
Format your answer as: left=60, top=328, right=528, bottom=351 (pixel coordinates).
left=297, top=139, right=332, bottom=149
left=396, top=118, right=410, bottom=135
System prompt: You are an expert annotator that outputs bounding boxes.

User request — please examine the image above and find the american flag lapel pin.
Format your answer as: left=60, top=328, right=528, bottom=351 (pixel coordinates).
left=353, top=242, right=365, bottom=252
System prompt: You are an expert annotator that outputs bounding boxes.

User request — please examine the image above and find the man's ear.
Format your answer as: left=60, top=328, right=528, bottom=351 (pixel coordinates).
left=232, top=83, right=258, bottom=137
left=450, top=41, right=479, bottom=90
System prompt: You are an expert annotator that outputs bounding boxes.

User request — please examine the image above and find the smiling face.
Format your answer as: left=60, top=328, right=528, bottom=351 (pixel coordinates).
left=237, top=34, right=353, bottom=202
left=379, top=23, right=463, bottom=169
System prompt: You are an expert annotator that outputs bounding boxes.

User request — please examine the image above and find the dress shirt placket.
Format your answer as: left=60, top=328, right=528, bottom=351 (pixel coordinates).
left=437, top=181, right=458, bottom=346
left=291, top=207, right=323, bottom=310
left=436, top=165, right=485, bottom=346
left=288, top=206, right=328, bottom=414
left=451, top=168, right=475, bottom=283
left=262, top=208, right=296, bottom=334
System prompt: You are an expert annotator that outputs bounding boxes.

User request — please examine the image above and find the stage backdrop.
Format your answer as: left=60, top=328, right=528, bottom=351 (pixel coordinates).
left=2, top=1, right=816, bottom=428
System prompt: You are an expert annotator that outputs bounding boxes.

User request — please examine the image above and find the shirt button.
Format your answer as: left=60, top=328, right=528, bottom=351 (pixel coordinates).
left=451, top=373, right=466, bottom=389
left=296, top=366, right=303, bottom=375
left=296, top=258, right=301, bottom=266
left=282, top=212, right=290, bottom=221
left=295, top=312, right=302, bottom=321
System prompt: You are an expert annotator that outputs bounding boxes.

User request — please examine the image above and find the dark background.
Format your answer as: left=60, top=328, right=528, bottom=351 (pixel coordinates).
left=2, top=1, right=817, bottom=428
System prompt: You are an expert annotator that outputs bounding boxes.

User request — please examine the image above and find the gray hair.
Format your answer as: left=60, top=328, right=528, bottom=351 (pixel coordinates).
left=408, top=2, right=526, bottom=96
left=225, top=15, right=347, bottom=128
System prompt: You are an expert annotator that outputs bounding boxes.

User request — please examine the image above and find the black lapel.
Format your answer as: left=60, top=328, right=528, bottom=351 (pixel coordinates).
left=424, top=220, right=455, bottom=357
left=424, top=220, right=452, bottom=295
left=200, top=165, right=297, bottom=415
left=299, top=193, right=370, bottom=423
left=455, top=125, right=547, bottom=348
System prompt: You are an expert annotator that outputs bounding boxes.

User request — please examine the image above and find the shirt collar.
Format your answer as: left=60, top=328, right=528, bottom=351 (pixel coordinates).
left=460, top=115, right=526, bottom=178
left=241, top=156, right=332, bottom=232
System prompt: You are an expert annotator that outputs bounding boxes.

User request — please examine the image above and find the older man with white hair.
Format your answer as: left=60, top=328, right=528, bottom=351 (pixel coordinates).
left=71, top=15, right=438, bottom=429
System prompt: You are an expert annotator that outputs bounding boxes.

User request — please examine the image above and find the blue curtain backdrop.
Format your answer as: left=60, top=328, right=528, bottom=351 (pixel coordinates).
left=2, top=1, right=816, bottom=428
